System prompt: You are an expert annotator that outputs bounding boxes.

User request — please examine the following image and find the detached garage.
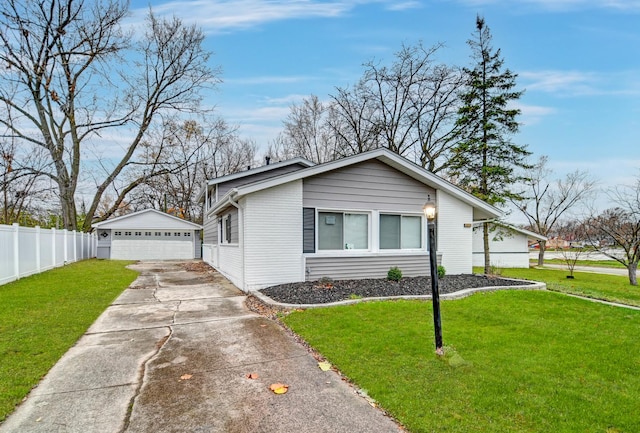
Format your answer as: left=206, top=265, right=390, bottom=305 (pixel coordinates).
left=93, top=209, right=202, bottom=260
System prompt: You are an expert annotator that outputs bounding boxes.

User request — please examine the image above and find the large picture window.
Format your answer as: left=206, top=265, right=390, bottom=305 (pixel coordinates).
left=318, top=212, right=368, bottom=250
left=379, top=214, right=422, bottom=249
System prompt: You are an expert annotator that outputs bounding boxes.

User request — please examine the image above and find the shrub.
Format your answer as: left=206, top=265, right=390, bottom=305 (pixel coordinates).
left=387, top=266, right=402, bottom=281
left=488, top=265, right=503, bottom=277
left=437, top=265, right=446, bottom=279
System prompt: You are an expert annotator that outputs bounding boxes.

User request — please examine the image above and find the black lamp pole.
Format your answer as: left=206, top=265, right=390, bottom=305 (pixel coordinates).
left=424, top=199, right=443, bottom=355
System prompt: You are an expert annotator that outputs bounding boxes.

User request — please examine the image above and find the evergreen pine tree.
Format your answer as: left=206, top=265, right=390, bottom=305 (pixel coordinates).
left=450, top=15, right=531, bottom=274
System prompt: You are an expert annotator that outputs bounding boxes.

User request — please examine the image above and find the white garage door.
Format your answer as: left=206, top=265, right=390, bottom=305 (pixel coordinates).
left=111, top=230, right=194, bottom=260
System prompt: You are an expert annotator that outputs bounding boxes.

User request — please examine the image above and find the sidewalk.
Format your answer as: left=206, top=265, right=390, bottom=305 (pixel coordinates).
left=0, top=261, right=401, bottom=433
left=536, top=263, right=629, bottom=277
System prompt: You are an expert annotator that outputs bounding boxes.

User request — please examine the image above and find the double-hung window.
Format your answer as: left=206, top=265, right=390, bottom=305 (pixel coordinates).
left=318, top=211, right=368, bottom=250
left=379, top=214, right=422, bottom=249
left=220, top=214, right=232, bottom=244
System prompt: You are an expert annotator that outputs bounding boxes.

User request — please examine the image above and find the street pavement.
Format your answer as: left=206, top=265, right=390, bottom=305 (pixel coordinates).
left=0, top=261, right=402, bottom=433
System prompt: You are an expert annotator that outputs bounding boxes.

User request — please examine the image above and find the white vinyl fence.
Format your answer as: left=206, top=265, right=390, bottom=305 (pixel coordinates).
left=0, top=223, right=97, bottom=286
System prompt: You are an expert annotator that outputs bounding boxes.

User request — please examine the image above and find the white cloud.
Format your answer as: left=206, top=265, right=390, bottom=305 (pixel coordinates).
left=519, top=70, right=640, bottom=97
left=454, top=0, right=640, bottom=11
left=512, top=102, right=556, bottom=125
left=520, top=70, right=598, bottom=95
left=386, top=1, right=422, bottom=11
left=129, top=0, right=392, bottom=33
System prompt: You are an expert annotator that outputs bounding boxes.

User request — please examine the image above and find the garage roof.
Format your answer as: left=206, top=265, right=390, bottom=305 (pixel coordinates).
left=92, top=209, right=202, bottom=230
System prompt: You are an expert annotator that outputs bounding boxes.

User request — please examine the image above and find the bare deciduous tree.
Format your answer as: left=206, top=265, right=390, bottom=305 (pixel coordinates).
left=582, top=179, right=640, bottom=286
left=513, top=155, right=597, bottom=265
left=128, top=117, right=256, bottom=223
left=325, top=41, right=463, bottom=168
left=0, top=0, right=219, bottom=231
left=277, top=95, right=337, bottom=163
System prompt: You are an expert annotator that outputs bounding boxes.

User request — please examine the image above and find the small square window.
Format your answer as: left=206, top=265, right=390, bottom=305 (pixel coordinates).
left=164, top=232, right=171, bottom=236
left=144, top=232, right=151, bottom=236
left=125, top=231, right=132, bottom=236
left=114, top=231, right=122, bottom=236
left=155, top=232, right=161, bottom=236
left=174, top=232, right=181, bottom=236
left=184, top=232, right=191, bottom=237
left=135, top=231, right=141, bottom=236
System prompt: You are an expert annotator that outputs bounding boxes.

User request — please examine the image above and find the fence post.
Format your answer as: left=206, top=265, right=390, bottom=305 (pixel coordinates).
left=35, top=226, right=41, bottom=273
left=12, top=223, right=19, bottom=280
left=63, top=229, right=68, bottom=264
left=73, top=230, right=77, bottom=262
left=52, top=228, right=56, bottom=266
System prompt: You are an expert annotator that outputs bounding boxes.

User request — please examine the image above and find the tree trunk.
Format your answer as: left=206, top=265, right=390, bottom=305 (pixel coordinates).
left=483, top=221, right=490, bottom=274
left=629, top=263, right=638, bottom=286
left=537, top=240, right=546, bottom=266
left=58, top=179, right=78, bottom=231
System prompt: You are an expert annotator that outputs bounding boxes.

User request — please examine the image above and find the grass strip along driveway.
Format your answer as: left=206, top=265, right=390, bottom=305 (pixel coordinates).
left=497, top=267, right=640, bottom=308
left=284, top=287, right=640, bottom=432
left=0, top=259, right=136, bottom=422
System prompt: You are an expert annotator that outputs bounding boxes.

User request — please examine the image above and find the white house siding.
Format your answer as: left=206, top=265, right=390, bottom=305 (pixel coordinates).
left=217, top=244, right=243, bottom=288
left=111, top=239, right=193, bottom=260
left=437, top=191, right=473, bottom=274
left=243, top=180, right=304, bottom=291
left=473, top=228, right=530, bottom=268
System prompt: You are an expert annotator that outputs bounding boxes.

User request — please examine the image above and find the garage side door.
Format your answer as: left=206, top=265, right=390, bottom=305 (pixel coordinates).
left=111, top=230, right=194, bottom=260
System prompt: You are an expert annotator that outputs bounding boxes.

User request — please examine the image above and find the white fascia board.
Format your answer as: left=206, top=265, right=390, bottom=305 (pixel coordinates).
left=232, top=148, right=502, bottom=219
left=210, top=188, right=239, bottom=215
left=196, top=157, right=314, bottom=204
left=207, top=157, right=315, bottom=187
left=473, top=221, right=548, bottom=241
left=92, top=208, right=202, bottom=229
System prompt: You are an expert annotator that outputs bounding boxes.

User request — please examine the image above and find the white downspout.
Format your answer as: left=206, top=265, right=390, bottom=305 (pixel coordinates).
left=228, top=193, right=246, bottom=292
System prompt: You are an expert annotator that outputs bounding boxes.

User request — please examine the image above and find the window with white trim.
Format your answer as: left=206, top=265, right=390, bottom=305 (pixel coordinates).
left=221, top=214, right=232, bottom=244
left=318, top=212, right=368, bottom=250
left=379, top=214, right=422, bottom=249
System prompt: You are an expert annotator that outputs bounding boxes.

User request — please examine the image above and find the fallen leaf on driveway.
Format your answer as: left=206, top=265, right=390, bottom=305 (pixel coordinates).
left=246, top=373, right=259, bottom=379
left=180, top=374, right=193, bottom=380
left=318, top=361, right=332, bottom=371
left=269, top=383, right=289, bottom=394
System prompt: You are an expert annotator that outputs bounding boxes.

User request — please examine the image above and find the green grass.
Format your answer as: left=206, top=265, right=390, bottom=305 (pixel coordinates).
left=284, top=292, right=640, bottom=432
left=492, top=267, right=640, bottom=307
left=0, top=259, right=137, bottom=421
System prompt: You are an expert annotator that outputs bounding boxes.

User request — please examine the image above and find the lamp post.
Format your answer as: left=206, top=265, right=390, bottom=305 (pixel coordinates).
left=423, top=197, right=443, bottom=355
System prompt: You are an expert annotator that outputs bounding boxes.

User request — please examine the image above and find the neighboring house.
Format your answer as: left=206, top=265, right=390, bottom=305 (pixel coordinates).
left=472, top=222, right=547, bottom=268
left=92, top=209, right=202, bottom=260
left=199, top=148, right=502, bottom=292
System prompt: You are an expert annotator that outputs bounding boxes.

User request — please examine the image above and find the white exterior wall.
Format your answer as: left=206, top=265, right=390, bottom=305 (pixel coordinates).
left=217, top=244, right=243, bottom=288
left=473, top=227, right=530, bottom=268
left=436, top=191, right=474, bottom=274
left=243, top=180, right=304, bottom=290
left=111, top=240, right=193, bottom=260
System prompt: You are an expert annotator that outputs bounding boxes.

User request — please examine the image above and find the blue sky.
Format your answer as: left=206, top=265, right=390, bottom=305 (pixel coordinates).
left=128, top=0, right=640, bottom=197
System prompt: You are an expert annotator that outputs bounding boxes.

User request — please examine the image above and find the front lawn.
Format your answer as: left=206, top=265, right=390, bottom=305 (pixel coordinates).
left=0, top=259, right=137, bottom=422
left=284, top=291, right=640, bottom=432
left=494, top=267, right=640, bottom=307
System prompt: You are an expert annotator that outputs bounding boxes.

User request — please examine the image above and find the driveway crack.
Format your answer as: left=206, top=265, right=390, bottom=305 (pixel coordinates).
left=119, top=325, right=173, bottom=433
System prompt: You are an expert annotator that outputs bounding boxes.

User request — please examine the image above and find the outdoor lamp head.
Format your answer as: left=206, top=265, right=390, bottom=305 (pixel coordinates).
left=423, top=199, right=436, bottom=222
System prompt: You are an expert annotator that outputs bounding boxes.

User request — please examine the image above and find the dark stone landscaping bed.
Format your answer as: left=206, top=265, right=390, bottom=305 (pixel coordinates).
left=260, top=274, right=536, bottom=305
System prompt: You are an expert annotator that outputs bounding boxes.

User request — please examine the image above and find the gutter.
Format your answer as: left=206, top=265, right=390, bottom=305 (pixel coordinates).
left=227, top=193, right=246, bottom=292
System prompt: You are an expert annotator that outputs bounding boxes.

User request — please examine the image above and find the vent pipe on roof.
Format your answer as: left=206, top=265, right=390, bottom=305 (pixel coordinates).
left=265, top=156, right=271, bottom=165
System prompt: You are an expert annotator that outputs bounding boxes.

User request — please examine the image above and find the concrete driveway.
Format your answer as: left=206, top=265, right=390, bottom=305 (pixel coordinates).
left=1, top=261, right=401, bottom=433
